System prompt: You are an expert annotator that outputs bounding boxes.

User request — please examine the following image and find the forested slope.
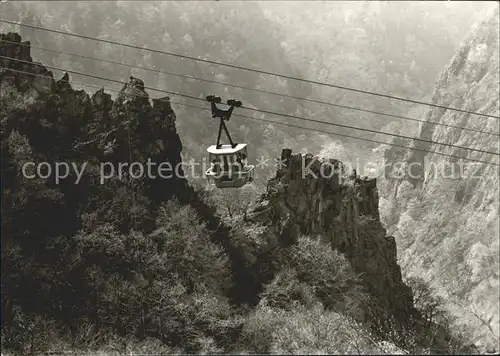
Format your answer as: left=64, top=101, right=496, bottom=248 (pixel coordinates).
left=1, top=32, right=238, bottom=353
left=261, top=1, right=494, bottom=144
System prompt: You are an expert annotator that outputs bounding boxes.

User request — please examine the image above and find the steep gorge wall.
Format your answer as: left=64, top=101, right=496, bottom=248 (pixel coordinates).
left=380, top=8, right=499, bottom=350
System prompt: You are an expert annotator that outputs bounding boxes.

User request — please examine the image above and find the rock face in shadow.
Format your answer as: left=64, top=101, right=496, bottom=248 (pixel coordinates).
left=248, top=149, right=418, bottom=329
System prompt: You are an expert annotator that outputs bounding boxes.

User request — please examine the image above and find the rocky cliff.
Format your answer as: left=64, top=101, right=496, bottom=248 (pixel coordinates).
left=379, top=8, right=499, bottom=351
left=246, top=149, right=423, bottom=339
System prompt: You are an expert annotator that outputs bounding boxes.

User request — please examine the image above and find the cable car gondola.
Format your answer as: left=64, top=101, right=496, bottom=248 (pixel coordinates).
left=204, top=95, right=255, bottom=188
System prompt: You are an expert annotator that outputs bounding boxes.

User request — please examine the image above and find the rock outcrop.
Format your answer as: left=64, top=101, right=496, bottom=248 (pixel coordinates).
left=248, top=149, right=418, bottom=330
left=0, top=32, right=188, bottom=231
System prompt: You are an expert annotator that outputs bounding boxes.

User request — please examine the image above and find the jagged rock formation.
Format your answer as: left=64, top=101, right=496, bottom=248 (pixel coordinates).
left=1, top=32, right=188, bottom=225
left=379, top=8, right=499, bottom=351
left=248, top=149, right=419, bottom=331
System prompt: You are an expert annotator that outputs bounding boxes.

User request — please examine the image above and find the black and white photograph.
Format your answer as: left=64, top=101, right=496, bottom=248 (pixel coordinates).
left=0, top=1, right=499, bottom=354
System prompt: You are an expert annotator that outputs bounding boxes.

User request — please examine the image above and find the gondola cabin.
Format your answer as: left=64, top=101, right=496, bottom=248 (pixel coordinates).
left=205, top=143, right=255, bottom=188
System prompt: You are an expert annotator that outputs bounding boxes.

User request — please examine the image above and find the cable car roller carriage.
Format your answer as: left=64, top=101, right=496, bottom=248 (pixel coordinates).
left=205, top=95, right=255, bottom=188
